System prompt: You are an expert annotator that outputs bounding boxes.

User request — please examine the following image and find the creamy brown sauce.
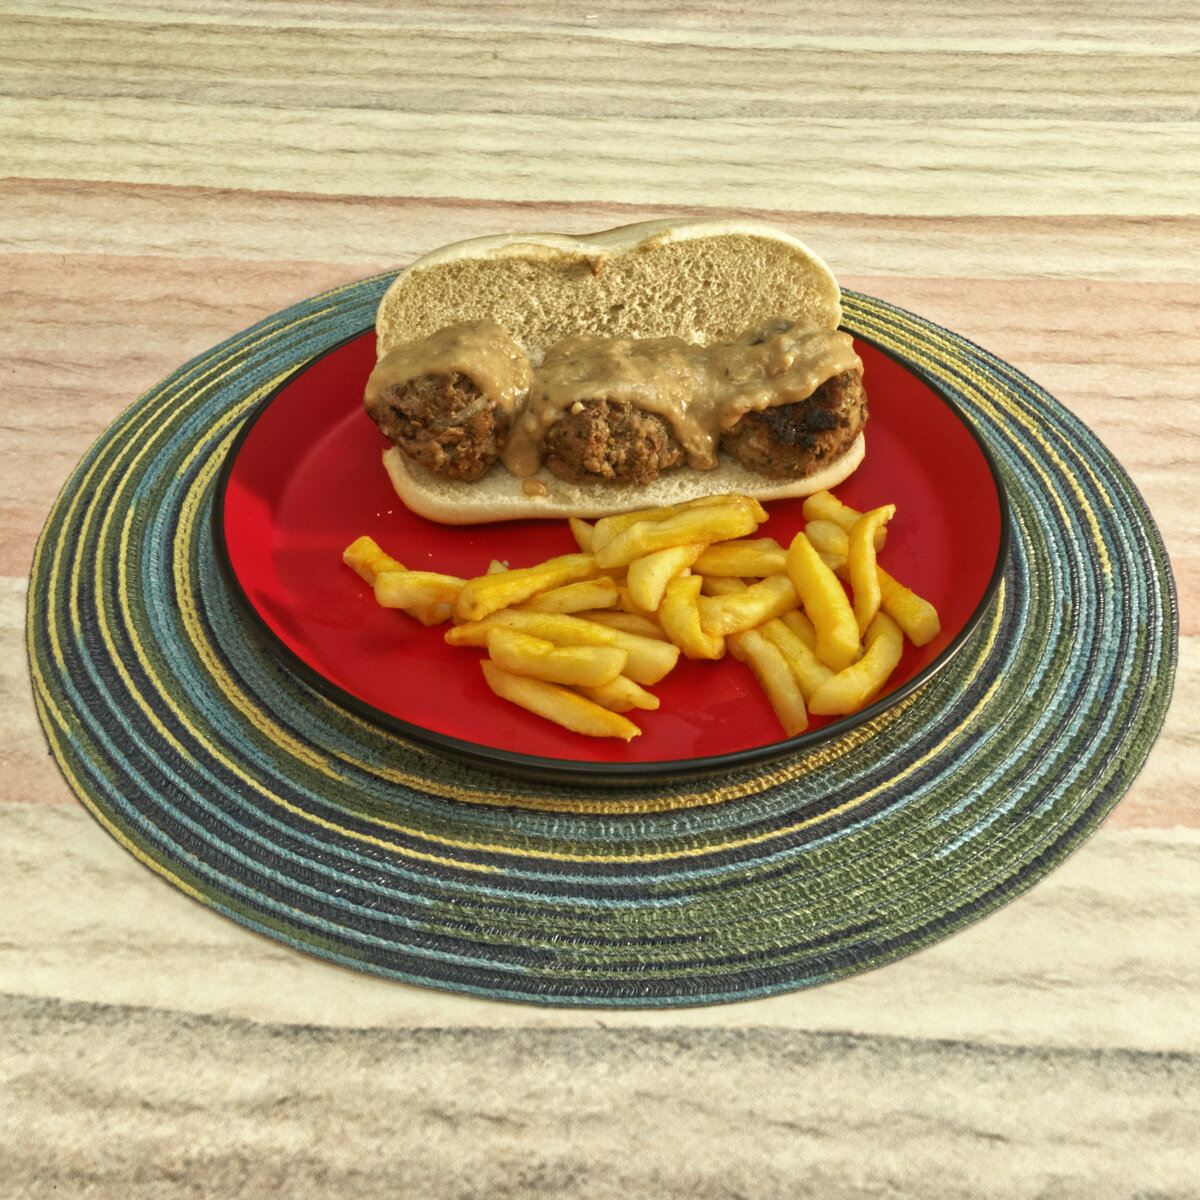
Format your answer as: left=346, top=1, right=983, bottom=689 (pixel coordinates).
left=368, top=317, right=862, bottom=479
left=364, top=321, right=532, bottom=417
left=504, top=334, right=710, bottom=476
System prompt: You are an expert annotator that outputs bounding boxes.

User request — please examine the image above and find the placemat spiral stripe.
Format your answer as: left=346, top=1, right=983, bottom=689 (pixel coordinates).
left=26, top=277, right=1177, bottom=1006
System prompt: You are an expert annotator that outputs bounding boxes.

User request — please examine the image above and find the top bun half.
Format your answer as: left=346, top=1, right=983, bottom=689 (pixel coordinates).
left=374, top=218, right=844, bottom=365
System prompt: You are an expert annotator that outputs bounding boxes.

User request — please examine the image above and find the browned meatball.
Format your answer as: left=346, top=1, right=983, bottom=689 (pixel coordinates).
left=720, top=370, right=867, bottom=480
left=366, top=372, right=510, bottom=483
left=541, top=398, right=688, bottom=486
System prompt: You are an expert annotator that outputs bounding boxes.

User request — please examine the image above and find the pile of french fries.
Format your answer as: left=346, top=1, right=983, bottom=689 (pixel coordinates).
left=342, top=490, right=940, bottom=743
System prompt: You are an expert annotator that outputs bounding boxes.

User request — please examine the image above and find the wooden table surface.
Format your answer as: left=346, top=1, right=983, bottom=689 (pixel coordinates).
left=3, top=4, right=1197, bottom=1196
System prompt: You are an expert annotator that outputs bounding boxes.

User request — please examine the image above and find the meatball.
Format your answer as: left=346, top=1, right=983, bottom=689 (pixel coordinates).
left=720, top=370, right=868, bottom=480
left=366, top=371, right=509, bottom=483
left=541, top=398, right=688, bottom=486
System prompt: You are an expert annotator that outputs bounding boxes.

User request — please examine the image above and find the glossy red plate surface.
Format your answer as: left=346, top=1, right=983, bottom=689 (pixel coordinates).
left=215, top=329, right=1007, bottom=784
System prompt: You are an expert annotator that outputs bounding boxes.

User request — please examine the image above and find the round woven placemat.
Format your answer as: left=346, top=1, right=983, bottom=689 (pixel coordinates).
left=27, top=278, right=1177, bottom=1006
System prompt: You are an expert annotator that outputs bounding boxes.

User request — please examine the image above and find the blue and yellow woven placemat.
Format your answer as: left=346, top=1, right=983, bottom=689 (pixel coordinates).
left=26, top=278, right=1177, bottom=1006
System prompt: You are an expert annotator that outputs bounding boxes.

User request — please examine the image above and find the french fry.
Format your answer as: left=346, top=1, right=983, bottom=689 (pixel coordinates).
left=368, top=568, right=462, bottom=627
left=568, top=516, right=594, bottom=552
left=484, top=626, right=627, bottom=688
left=626, top=542, right=706, bottom=612
left=590, top=494, right=767, bottom=554
left=518, top=576, right=621, bottom=614
left=343, top=538, right=452, bottom=624
left=700, top=575, right=748, bottom=597
left=877, top=571, right=941, bottom=646
left=848, top=504, right=896, bottom=636
left=697, top=572, right=799, bottom=637
left=802, top=519, right=850, bottom=564
left=779, top=608, right=818, bottom=650
left=759, top=616, right=835, bottom=701
left=785, top=530, right=860, bottom=671
left=593, top=501, right=763, bottom=569
left=347, top=487, right=934, bottom=741
left=480, top=660, right=641, bottom=741
left=576, top=609, right=669, bottom=640
left=610, top=584, right=644, bottom=614
left=447, top=609, right=680, bottom=685
left=727, top=628, right=808, bottom=737
left=802, top=490, right=887, bottom=551
left=807, top=612, right=904, bottom=716
left=409, top=604, right=453, bottom=627
left=590, top=506, right=681, bottom=553
left=692, top=537, right=787, bottom=578
left=800, top=515, right=940, bottom=645
left=455, top=552, right=598, bottom=622
left=576, top=674, right=661, bottom=713
left=659, top=574, right=725, bottom=660
left=374, top=569, right=466, bottom=610
left=342, top=535, right=404, bottom=583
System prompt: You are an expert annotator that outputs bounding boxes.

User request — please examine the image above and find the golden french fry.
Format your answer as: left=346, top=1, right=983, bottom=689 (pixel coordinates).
left=349, top=487, right=930, bottom=743
left=485, top=626, right=627, bottom=688
left=593, top=501, right=764, bottom=569
left=779, top=608, right=818, bottom=649
left=700, top=575, right=748, bottom=597
left=374, top=569, right=465, bottom=610
left=692, top=537, right=787, bottom=578
left=518, top=576, right=621, bottom=614
left=576, top=675, right=661, bottom=713
left=807, top=612, right=904, bottom=716
left=759, top=617, right=835, bottom=702
left=877, top=570, right=941, bottom=646
left=368, top=567, right=462, bottom=627
left=802, top=519, right=850, bottom=564
left=344, top=537, right=454, bottom=626
left=590, top=506, right=681, bottom=553
left=804, top=520, right=940, bottom=646
left=849, top=504, right=896, bottom=636
left=697, top=573, right=799, bottom=637
left=602, top=584, right=640, bottom=614
left=447, top=609, right=679, bottom=685
left=576, top=609, right=669, bottom=640
left=727, top=628, right=808, bottom=737
left=659, top=574, right=725, bottom=660
left=591, top=494, right=768, bottom=553
left=626, top=542, right=706, bottom=612
left=405, top=602, right=453, bottom=627
left=568, top=516, right=595, bottom=552
left=785, top=531, right=860, bottom=671
left=455, top=552, right=598, bottom=622
left=343, top=535, right=405, bottom=584
left=479, top=660, right=641, bottom=740
left=802, top=490, right=887, bottom=551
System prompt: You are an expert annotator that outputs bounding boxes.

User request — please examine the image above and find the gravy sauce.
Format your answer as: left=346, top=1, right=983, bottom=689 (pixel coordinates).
left=368, top=317, right=862, bottom=479
left=364, top=321, right=532, bottom=417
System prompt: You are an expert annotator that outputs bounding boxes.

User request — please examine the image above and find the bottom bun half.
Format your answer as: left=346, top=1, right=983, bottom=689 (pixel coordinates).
left=380, top=435, right=866, bottom=524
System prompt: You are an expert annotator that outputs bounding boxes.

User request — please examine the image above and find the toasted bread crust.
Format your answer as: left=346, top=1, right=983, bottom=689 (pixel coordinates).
left=381, top=435, right=866, bottom=525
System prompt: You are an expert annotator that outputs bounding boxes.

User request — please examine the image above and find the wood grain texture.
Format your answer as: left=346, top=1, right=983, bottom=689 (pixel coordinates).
left=3, top=4, right=1198, bottom=1192
left=4, top=992, right=1199, bottom=1199
left=7, top=178, right=1200, bottom=279
left=2, top=7, right=1196, bottom=213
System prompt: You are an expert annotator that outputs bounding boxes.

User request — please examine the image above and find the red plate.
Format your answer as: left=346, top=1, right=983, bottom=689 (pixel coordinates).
left=214, top=329, right=1008, bottom=784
